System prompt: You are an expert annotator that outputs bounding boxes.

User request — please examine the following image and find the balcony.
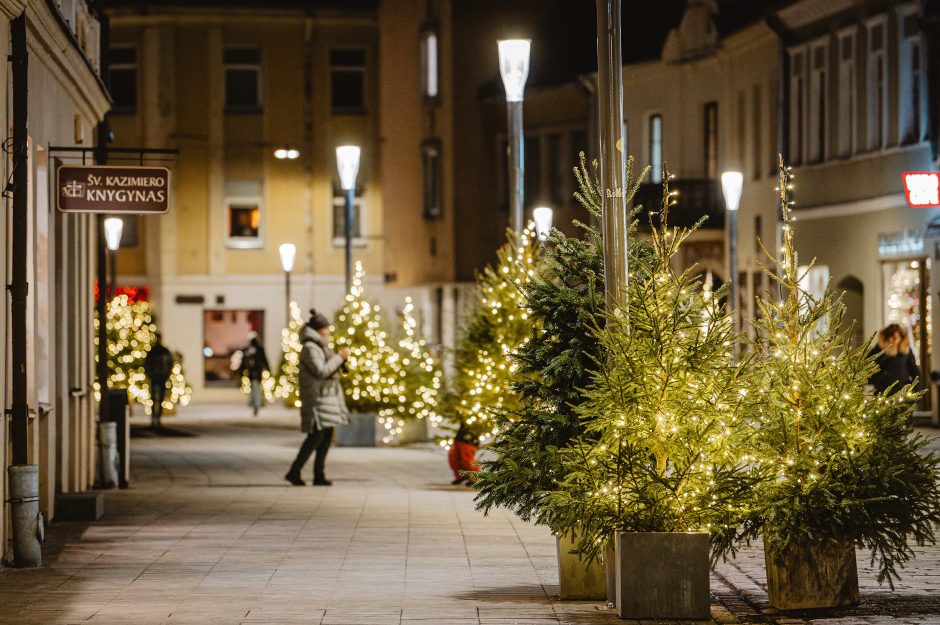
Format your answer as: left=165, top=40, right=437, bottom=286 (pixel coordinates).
left=632, top=179, right=725, bottom=230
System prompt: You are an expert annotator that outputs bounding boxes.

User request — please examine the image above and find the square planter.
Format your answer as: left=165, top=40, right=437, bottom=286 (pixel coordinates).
left=614, top=531, right=710, bottom=620
left=556, top=533, right=607, bottom=600
left=335, top=412, right=428, bottom=447
left=764, top=539, right=859, bottom=610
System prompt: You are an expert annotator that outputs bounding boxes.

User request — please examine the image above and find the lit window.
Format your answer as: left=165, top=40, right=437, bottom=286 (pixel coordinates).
left=649, top=114, right=663, bottom=183
left=225, top=180, right=264, bottom=248
left=108, top=47, right=136, bottom=112
left=331, top=49, right=366, bottom=114
left=420, top=22, right=440, bottom=102
left=224, top=48, right=261, bottom=112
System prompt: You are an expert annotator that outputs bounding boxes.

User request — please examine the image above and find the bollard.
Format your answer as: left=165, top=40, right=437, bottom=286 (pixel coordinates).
left=97, top=421, right=119, bottom=489
left=8, top=465, right=42, bottom=567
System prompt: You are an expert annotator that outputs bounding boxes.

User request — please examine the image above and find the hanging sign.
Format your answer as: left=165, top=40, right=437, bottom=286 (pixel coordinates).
left=56, top=165, right=170, bottom=214
left=902, top=171, right=940, bottom=208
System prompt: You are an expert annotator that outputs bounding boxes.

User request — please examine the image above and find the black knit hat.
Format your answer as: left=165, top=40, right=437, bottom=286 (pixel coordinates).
left=307, top=309, right=330, bottom=331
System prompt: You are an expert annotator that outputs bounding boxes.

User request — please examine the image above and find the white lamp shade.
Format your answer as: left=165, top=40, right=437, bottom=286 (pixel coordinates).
left=104, top=217, right=123, bottom=251
left=497, top=39, right=531, bottom=102
left=279, top=243, right=297, bottom=272
left=532, top=206, right=553, bottom=241
left=721, top=171, right=744, bottom=212
left=336, top=145, right=361, bottom=191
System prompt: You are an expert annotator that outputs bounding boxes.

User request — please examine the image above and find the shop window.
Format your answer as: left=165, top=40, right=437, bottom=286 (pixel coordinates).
left=422, top=139, right=442, bottom=219
left=648, top=114, right=663, bottom=183
left=332, top=183, right=364, bottom=244
left=224, top=48, right=261, bottom=112
left=108, top=46, right=137, bottom=112
left=203, top=309, right=264, bottom=386
left=331, top=48, right=366, bottom=114
left=703, top=102, right=718, bottom=179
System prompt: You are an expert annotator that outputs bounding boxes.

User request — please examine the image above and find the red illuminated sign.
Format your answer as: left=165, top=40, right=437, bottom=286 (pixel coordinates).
left=903, top=171, right=940, bottom=208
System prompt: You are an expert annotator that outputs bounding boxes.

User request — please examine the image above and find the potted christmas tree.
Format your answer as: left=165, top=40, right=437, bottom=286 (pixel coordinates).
left=541, top=173, right=758, bottom=619
left=743, top=158, right=940, bottom=610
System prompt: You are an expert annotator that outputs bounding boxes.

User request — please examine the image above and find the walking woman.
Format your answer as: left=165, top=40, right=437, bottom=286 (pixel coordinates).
left=868, top=323, right=920, bottom=395
left=285, top=310, right=349, bottom=486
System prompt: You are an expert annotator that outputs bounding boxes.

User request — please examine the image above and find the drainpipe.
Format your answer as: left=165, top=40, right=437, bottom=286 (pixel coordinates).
left=8, top=11, right=42, bottom=568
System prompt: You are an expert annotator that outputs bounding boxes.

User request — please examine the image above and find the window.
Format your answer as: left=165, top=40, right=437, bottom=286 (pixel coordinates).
left=866, top=18, right=887, bottom=150
left=737, top=91, right=746, bottom=169
left=331, top=48, right=366, bottom=114
left=224, top=48, right=260, bottom=112
left=420, top=22, right=440, bottom=103
left=121, top=215, right=140, bottom=248
left=332, top=183, right=363, bottom=243
left=548, top=132, right=564, bottom=205
left=751, top=85, right=762, bottom=179
left=203, top=309, right=264, bottom=386
left=225, top=180, right=263, bottom=248
left=809, top=41, right=828, bottom=162
left=703, top=102, right=718, bottom=179
left=108, top=47, right=136, bottom=112
left=422, top=139, right=442, bottom=219
left=789, top=48, right=806, bottom=164
left=837, top=30, right=857, bottom=157
left=898, top=7, right=924, bottom=144
left=648, top=114, right=663, bottom=183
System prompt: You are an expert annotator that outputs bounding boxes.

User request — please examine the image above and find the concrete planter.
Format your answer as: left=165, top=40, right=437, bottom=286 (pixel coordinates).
left=556, top=533, right=607, bottom=600
left=335, top=412, right=428, bottom=446
left=614, top=531, right=710, bottom=620
left=764, top=539, right=859, bottom=610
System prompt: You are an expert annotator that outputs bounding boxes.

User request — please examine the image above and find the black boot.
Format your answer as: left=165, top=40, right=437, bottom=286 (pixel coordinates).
left=312, top=476, right=332, bottom=486
left=285, top=472, right=305, bottom=486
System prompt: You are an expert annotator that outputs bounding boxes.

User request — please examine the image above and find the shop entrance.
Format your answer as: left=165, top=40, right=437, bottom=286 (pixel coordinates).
left=882, top=258, right=930, bottom=408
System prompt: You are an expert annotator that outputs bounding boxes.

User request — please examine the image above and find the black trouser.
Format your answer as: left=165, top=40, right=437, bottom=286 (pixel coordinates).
left=288, top=427, right=334, bottom=480
left=151, top=378, right=168, bottom=426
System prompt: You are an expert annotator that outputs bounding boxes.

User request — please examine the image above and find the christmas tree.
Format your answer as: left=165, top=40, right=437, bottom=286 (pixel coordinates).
left=378, top=297, right=443, bottom=443
left=444, top=225, right=541, bottom=445
left=475, top=154, right=650, bottom=523
left=95, top=294, right=192, bottom=414
left=332, top=261, right=407, bottom=415
left=274, top=301, right=305, bottom=407
left=742, top=157, right=940, bottom=585
left=539, top=172, right=757, bottom=561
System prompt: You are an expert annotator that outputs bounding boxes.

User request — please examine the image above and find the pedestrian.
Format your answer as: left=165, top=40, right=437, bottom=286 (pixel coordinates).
left=448, top=423, right=480, bottom=486
left=285, top=309, right=350, bottom=486
left=143, top=333, right=175, bottom=429
left=240, top=331, right=270, bottom=416
left=868, top=323, right=920, bottom=395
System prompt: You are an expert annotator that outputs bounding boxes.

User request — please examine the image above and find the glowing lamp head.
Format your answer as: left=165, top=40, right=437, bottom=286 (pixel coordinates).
left=274, top=147, right=300, bottom=160
left=336, top=145, right=361, bottom=191
left=104, top=217, right=124, bottom=251
left=721, top=171, right=744, bottom=212
left=532, top=206, right=553, bottom=241
left=279, top=243, right=297, bottom=273
left=497, top=39, right=531, bottom=102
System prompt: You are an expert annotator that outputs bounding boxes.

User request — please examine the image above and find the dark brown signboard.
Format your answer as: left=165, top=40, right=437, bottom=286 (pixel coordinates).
left=56, top=165, right=170, bottom=214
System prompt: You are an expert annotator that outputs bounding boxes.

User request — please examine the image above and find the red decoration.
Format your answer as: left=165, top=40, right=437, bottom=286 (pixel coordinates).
left=94, top=282, right=150, bottom=303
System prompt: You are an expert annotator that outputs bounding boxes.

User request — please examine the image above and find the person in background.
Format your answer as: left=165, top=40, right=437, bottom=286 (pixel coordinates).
left=868, top=323, right=920, bottom=395
left=285, top=310, right=349, bottom=486
left=144, top=333, right=175, bottom=428
left=240, top=331, right=270, bottom=416
left=448, top=423, right=480, bottom=486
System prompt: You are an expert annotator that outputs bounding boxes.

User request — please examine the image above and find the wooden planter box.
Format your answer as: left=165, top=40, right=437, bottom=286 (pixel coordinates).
left=764, top=539, right=859, bottom=610
left=556, top=533, right=607, bottom=600
left=335, top=412, right=428, bottom=447
left=614, top=531, right=710, bottom=620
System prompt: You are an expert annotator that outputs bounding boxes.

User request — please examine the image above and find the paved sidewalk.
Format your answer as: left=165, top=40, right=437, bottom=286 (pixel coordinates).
left=0, top=407, right=938, bottom=625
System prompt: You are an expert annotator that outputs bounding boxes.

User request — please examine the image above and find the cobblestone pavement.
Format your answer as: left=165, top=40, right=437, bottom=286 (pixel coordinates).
left=0, top=406, right=937, bottom=625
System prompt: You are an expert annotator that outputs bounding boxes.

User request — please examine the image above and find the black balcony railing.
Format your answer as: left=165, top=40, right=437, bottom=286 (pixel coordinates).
left=632, top=179, right=725, bottom=230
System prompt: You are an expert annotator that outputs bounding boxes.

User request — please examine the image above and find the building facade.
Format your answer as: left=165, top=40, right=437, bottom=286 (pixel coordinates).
left=1, top=0, right=109, bottom=560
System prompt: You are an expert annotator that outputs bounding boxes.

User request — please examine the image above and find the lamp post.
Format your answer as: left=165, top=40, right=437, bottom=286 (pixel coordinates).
left=336, top=145, right=361, bottom=293
left=498, top=39, right=530, bottom=234
left=721, top=171, right=743, bottom=330
left=532, top=206, right=553, bottom=242
left=279, top=243, right=297, bottom=324
left=103, top=217, right=124, bottom=300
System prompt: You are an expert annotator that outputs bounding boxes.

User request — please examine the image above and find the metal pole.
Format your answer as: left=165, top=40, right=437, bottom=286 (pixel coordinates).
left=109, top=249, right=117, bottom=300
left=10, top=12, right=29, bottom=466
left=345, top=188, right=354, bottom=292
left=596, top=0, right=629, bottom=312
left=96, top=127, right=110, bottom=425
left=728, top=208, right=738, bottom=336
left=507, top=100, right=525, bottom=233
left=285, top=270, right=291, bottom=325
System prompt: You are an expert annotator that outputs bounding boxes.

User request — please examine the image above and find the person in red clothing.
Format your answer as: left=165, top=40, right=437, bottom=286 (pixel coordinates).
left=448, top=424, right=480, bottom=485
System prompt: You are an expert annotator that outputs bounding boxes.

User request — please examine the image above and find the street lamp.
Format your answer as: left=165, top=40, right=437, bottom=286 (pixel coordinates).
left=274, top=147, right=300, bottom=160
left=104, top=217, right=123, bottom=300
left=721, top=171, right=743, bottom=328
left=532, top=206, right=553, bottom=241
left=336, top=145, right=361, bottom=292
left=498, top=38, right=530, bottom=234
left=279, top=243, right=297, bottom=324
